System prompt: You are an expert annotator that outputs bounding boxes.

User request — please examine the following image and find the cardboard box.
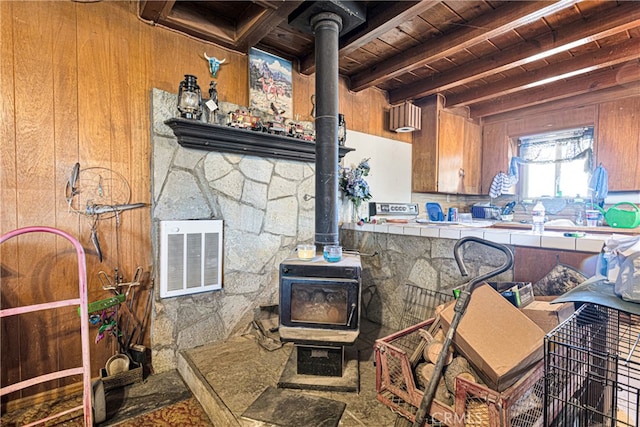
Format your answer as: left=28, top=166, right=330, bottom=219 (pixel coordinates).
left=439, top=284, right=546, bottom=392
left=530, top=295, right=557, bottom=302
left=521, top=300, right=576, bottom=333
left=488, top=282, right=534, bottom=308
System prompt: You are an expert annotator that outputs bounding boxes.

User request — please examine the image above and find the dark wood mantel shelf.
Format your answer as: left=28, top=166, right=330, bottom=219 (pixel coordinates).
left=165, top=118, right=355, bottom=162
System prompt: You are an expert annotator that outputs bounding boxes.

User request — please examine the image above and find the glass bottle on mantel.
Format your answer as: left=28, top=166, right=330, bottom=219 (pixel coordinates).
left=531, top=201, right=545, bottom=234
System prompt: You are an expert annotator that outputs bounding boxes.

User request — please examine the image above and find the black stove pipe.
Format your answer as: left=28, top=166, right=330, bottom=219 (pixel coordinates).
left=312, top=12, right=342, bottom=247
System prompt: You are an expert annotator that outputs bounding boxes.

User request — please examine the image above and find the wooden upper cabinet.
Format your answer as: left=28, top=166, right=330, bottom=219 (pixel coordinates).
left=596, top=97, right=640, bottom=191
left=438, top=110, right=482, bottom=194
left=412, top=97, right=440, bottom=192
left=412, top=96, right=482, bottom=194
left=480, top=122, right=512, bottom=195
left=437, top=110, right=464, bottom=193
left=462, top=118, right=482, bottom=194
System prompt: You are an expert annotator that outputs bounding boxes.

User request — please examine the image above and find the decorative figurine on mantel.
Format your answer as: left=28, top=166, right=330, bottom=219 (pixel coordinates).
left=204, top=81, right=219, bottom=124
left=338, top=113, right=347, bottom=146
left=263, top=102, right=287, bottom=135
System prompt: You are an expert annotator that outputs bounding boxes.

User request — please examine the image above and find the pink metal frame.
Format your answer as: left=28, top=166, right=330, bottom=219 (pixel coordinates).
left=1, top=226, right=93, bottom=426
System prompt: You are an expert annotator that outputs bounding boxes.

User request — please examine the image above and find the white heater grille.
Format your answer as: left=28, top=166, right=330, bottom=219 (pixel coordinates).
left=159, top=220, right=223, bottom=298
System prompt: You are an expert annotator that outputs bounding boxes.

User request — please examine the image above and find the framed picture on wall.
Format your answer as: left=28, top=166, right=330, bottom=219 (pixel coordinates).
left=249, top=47, right=293, bottom=120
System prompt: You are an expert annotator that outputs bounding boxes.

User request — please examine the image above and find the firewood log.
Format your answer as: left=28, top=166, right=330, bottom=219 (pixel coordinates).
left=423, top=340, right=454, bottom=365
left=409, top=329, right=434, bottom=367
left=414, top=363, right=453, bottom=406
left=415, top=361, right=435, bottom=388
left=444, top=356, right=480, bottom=393
left=408, top=317, right=442, bottom=367
left=409, top=315, right=453, bottom=367
left=431, top=326, right=446, bottom=343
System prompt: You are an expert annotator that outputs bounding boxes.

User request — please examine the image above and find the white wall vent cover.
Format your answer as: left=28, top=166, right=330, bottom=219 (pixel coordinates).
left=160, top=219, right=223, bottom=298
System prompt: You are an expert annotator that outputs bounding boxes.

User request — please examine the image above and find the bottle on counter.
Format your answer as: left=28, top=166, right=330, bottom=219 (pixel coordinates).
left=575, top=208, right=584, bottom=226
left=532, top=201, right=545, bottom=234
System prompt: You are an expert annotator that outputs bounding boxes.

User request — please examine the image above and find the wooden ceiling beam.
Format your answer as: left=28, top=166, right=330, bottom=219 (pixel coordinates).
left=298, top=1, right=440, bottom=75
left=140, top=1, right=302, bottom=53
left=138, top=0, right=176, bottom=23
left=388, top=2, right=640, bottom=104
left=447, top=37, right=640, bottom=107
left=234, top=1, right=304, bottom=52
left=482, top=77, right=640, bottom=124
left=348, top=0, right=580, bottom=92
left=470, top=63, right=640, bottom=118
left=159, top=8, right=237, bottom=49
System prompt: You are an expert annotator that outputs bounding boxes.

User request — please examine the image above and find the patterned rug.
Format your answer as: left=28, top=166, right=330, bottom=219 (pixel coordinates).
left=1, top=397, right=212, bottom=427
left=110, top=398, right=211, bottom=426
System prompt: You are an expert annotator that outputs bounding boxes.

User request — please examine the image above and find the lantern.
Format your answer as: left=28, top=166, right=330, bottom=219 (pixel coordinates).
left=177, top=74, right=202, bottom=120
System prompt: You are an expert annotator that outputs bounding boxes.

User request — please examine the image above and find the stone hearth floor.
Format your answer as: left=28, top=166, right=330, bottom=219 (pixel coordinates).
left=1, top=319, right=402, bottom=427
left=178, top=318, right=400, bottom=426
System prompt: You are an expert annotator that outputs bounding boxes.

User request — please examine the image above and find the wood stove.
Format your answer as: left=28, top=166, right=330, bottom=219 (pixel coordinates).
left=279, top=252, right=361, bottom=345
left=277, top=0, right=366, bottom=392
left=278, top=252, right=362, bottom=390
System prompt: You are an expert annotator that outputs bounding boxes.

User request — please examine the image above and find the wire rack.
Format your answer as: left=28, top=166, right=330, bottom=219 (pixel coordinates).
left=545, top=303, right=640, bottom=426
left=393, top=285, right=455, bottom=365
left=399, top=284, right=455, bottom=329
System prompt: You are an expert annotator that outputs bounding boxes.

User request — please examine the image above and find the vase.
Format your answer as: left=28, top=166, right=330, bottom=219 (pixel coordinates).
left=340, top=199, right=360, bottom=224
left=352, top=202, right=363, bottom=223
left=339, top=199, right=351, bottom=224
left=353, top=202, right=369, bottom=222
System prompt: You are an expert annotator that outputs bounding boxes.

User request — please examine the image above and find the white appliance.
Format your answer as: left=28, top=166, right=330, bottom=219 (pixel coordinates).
left=368, top=202, right=419, bottom=219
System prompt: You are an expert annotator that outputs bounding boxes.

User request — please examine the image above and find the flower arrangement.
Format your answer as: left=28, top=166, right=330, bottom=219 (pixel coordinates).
left=339, top=158, right=372, bottom=212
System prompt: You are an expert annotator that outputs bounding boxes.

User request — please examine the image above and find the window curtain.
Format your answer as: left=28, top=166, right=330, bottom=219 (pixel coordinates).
left=517, top=127, right=594, bottom=171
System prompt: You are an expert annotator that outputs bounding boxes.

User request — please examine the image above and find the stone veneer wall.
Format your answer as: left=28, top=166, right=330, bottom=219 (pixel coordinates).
left=151, top=89, right=317, bottom=372
left=340, top=229, right=514, bottom=330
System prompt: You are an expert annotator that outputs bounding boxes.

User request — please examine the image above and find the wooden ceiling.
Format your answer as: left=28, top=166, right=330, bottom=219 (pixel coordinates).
left=139, top=0, right=640, bottom=119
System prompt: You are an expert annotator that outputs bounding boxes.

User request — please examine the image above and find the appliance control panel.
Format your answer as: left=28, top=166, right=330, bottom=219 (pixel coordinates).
left=369, top=202, right=419, bottom=216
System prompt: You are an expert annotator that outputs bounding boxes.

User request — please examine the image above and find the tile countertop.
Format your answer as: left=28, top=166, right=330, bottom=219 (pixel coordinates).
left=340, top=220, right=639, bottom=253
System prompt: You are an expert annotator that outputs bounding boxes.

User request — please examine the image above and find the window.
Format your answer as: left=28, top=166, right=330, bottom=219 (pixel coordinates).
left=518, top=127, right=593, bottom=199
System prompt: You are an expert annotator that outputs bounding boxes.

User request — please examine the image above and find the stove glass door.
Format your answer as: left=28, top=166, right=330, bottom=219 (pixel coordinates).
left=291, top=282, right=348, bottom=325
left=280, top=276, right=359, bottom=330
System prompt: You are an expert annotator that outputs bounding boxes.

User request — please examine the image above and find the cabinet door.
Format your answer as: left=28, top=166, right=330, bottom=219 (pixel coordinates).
left=412, top=97, right=482, bottom=194
left=481, top=122, right=511, bottom=194
left=597, top=97, right=640, bottom=191
left=438, top=110, right=465, bottom=193
left=438, top=111, right=482, bottom=194
left=462, top=119, right=482, bottom=194
left=411, top=98, right=439, bottom=192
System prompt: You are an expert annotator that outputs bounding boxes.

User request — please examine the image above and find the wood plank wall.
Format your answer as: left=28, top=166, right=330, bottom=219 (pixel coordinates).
left=0, top=0, right=408, bottom=401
